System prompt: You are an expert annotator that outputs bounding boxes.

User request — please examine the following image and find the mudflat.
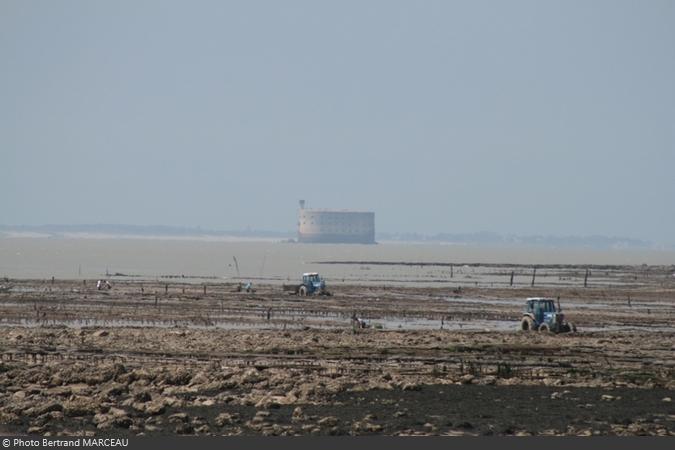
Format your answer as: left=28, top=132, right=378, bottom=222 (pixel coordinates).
left=0, top=272, right=673, bottom=436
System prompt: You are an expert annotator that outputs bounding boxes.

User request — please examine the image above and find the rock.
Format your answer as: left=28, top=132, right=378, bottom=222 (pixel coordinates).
left=32, top=413, right=52, bottom=427
left=175, top=423, right=194, bottom=434
left=26, top=401, right=63, bottom=417
left=93, top=330, right=109, bottom=337
left=168, top=413, right=189, bottom=424
left=194, top=425, right=210, bottom=434
left=0, top=412, right=21, bottom=425
left=45, top=386, right=71, bottom=397
left=133, top=391, right=152, bottom=402
left=317, top=416, right=338, bottom=427
left=163, top=396, right=183, bottom=408
left=81, top=369, right=115, bottom=386
left=401, top=382, right=421, bottom=391
left=291, top=407, right=306, bottom=422
left=240, top=369, right=263, bottom=385
left=351, top=416, right=383, bottom=433
left=162, top=369, right=192, bottom=386
left=102, top=383, right=127, bottom=398
left=143, top=401, right=166, bottom=416
left=481, top=376, right=497, bottom=385
left=249, top=411, right=270, bottom=425
left=254, top=395, right=281, bottom=409
left=191, top=416, right=208, bottom=426
left=662, top=397, right=672, bottom=402
left=49, top=374, right=64, bottom=387
left=114, top=416, right=132, bottom=429
left=68, top=384, right=91, bottom=395
left=460, top=374, right=475, bottom=385
left=261, top=424, right=286, bottom=436
left=63, top=397, right=96, bottom=417
left=245, top=420, right=265, bottom=431
left=94, top=414, right=114, bottom=430
left=190, top=372, right=209, bottom=386
left=12, top=391, right=26, bottom=401
left=93, top=413, right=110, bottom=425
left=130, top=401, right=146, bottom=412
left=215, top=413, right=240, bottom=427
left=255, top=410, right=270, bottom=419
left=50, top=411, right=65, bottom=422
left=118, top=368, right=154, bottom=384
left=279, top=392, right=299, bottom=405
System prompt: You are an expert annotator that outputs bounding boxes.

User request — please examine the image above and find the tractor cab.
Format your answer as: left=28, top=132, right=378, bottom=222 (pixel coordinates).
left=301, top=272, right=327, bottom=295
left=521, top=297, right=575, bottom=333
left=303, top=272, right=322, bottom=286
left=525, top=298, right=557, bottom=324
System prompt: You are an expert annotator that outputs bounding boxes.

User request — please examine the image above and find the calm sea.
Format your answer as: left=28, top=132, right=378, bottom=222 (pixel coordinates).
left=1, top=237, right=673, bottom=284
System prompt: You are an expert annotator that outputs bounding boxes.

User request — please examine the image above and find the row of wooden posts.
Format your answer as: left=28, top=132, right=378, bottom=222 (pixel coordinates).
left=438, top=265, right=592, bottom=287
left=509, top=267, right=590, bottom=287
left=49, top=267, right=594, bottom=290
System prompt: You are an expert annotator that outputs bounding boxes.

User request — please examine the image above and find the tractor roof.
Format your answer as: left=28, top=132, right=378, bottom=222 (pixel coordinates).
left=526, top=297, right=554, bottom=302
left=303, top=272, right=319, bottom=276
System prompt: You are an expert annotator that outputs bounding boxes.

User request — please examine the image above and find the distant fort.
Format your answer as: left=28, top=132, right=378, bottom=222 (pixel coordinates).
left=297, top=200, right=375, bottom=244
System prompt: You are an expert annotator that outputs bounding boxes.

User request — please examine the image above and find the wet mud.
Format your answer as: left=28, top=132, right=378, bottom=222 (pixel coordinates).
left=0, top=271, right=673, bottom=436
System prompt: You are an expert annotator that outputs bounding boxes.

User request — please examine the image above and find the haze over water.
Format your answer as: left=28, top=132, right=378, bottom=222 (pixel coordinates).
left=1, top=237, right=673, bottom=282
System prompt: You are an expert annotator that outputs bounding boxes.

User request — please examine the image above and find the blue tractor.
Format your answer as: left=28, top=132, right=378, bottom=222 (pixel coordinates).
left=284, top=272, right=331, bottom=296
left=520, top=297, right=576, bottom=333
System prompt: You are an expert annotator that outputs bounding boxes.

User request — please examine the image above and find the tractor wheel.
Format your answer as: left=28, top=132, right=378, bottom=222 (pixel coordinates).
left=570, top=323, right=577, bottom=333
left=298, top=286, right=308, bottom=297
left=562, top=324, right=571, bottom=333
left=538, top=323, right=550, bottom=333
left=521, top=316, right=535, bottom=331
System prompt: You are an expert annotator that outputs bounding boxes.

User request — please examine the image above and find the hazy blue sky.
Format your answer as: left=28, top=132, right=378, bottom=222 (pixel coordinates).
left=2, top=1, right=674, bottom=243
